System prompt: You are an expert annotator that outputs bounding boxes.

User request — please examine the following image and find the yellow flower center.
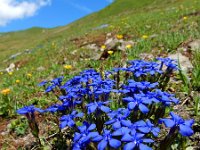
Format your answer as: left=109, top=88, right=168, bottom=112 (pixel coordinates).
left=126, top=44, right=132, bottom=49
left=1, top=88, right=11, bottom=95
left=101, top=45, right=106, bottom=49
left=64, top=65, right=72, bottom=69
left=142, top=35, right=148, bottom=39
left=183, top=16, right=188, bottom=20
left=16, top=80, right=20, bottom=83
left=27, top=73, right=32, bottom=77
left=116, top=34, right=123, bottom=40
left=8, top=72, right=13, bottom=75
left=108, top=51, right=114, bottom=55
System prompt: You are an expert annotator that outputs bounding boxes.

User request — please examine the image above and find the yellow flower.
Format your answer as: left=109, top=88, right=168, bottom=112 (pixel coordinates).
left=1, top=88, right=11, bottom=95
left=84, top=58, right=90, bottom=61
left=142, top=35, right=148, bottom=39
left=101, top=45, right=106, bottom=49
left=0, top=72, right=3, bottom=75
left=126, top=44, right=132, bottom=49
left=108, top=51, right=114, bottom=55
left=8, top=72, right=13, bottom=76
left=27, top=73, right=32, bottom=77
left=183, top=16, right=188, bottom=20
left=116, top=34, right=123, bottom=40
left=64, top=65, right=72, bottom=70
left=16, top=80, right=20, bottom=83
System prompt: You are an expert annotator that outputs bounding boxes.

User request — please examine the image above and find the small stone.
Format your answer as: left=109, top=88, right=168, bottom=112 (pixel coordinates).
left=5, top=63, right=15, bottom=73
left=168, top=52, right=193, bottom=72
left=37, top=66, right=45, bottom=72
left=188, top=39, right=200, bottom=51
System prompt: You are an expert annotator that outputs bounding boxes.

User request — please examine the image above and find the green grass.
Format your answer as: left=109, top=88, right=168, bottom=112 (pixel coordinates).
left=0, top=0, right=199, bottom=119
left=1, top=0, right=200, bottom=149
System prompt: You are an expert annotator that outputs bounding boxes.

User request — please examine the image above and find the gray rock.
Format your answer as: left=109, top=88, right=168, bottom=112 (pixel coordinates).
left=91, top=53, right=102, bottom=60
left=37, top=66, right=45, bottom=72
left=5, top=63, right=15, bottom=72
left=188, top=39, right=200, bottom=51
left=168, top=52, right=193, bottom=72
left=9, top=52, right=22, bottom=60
left=104, top=38, right=119, bottom=50
left=93, top=24, right=109, bottom=30
left=139, top=53, right=154, bottom=60
left=118, top=41, right=135, bottom=51
left=85, top=44, right=99, bottom=52
left=70, top=49, right=78, bottom=55
left=24, top=49, right=33, bottom=54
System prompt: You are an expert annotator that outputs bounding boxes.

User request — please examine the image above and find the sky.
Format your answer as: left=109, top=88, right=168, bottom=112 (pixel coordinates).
left=0, top=0, right=113, bottom=32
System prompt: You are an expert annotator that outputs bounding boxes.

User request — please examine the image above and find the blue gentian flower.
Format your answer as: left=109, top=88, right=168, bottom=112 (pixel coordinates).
left=38, top=80, right=48, bottom=86
left=121, top=80, right=158, bottom=96
left=105, top=108, right=131, bottom=130
left=126, top=60, right=162, bottom=77
left=45, top=104, right=67, bottom=113
left=112, top=127, right=131, bottom=136
left=51, top=76, right=63, bottom=86
left=86, top=101, right=111, bottom=114
left=134, top=120, right=160, bottom=137
left=159, top=112, right=194, bottom=136
left=60, top=110, right=84, bottom=129
left=73, top=122, right=99, bottom=149
left=45, top=76, right=64, bottom=93
left=147, top=90, right=179, bottom=106
left=121, top=130, right=154, bottom=150
left=123, top=94, right=152, bottom=114
left=157, top=57, right=178, bottom=71
left=92, top=129, right=121, bottom=150
left=17, top=105, right=44, bottom=115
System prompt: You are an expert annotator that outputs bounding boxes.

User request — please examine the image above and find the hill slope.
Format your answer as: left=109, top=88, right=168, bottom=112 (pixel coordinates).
left=0, top=0, right=200, bottom=149
left=1, top=0, right=199, bottom=66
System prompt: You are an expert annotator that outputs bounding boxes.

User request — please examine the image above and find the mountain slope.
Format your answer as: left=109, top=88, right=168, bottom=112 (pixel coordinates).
left=1, top=0, right=199, bottom=66
left=0, top=0, right=200, bottom=148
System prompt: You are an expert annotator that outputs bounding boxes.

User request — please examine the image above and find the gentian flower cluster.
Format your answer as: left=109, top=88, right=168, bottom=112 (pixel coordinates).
left=17, top=58, right=194, bottom=149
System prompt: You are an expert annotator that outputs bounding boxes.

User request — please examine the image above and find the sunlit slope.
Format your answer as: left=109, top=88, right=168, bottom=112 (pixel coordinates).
left=0, top=0, right=199, bottom=65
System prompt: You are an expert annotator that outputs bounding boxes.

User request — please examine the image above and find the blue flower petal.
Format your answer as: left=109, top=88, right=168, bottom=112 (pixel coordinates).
left=139, top=143, right=152, bottom=150
left=100, top=105, right=110, bottom=113
left=123, top=97, right=134, bottom=102
left=179, top=124, right=194, bottom=137
left=121, top=134, right=133, bottom=142
left=88, top=105, right=98, bottom=114
left=98, top=140, right=108, bottom=150
left=138, top=127, right=151, bottom=133
left=60, top=121, right=67, bottom=129
left=139, top=104, right=149, bottom=114
left=109, top=138, right=121, bottom=148
left=121, top=120, right=132, bottom=127
left=184, top=119, right=194, bottom=127
left=73, top=133, right=81, bottom=142
left=76, top=112, right=84, bottom=118
left=128, top=102, right=137, bottom=110
left=92, top=135, right=103, bottom=142
left=113, top=121, right=121, bottom=129
left=105, top=119, right=115, bottom=125
left=170, top=112, right=182, bottom=122
left=142, top=138, right=154, bottom=143
left=124, top=142, right=136, bottom=150
left=88, top=124, right=96, bottom=131
left=159, top=118, right=175, bottom=128
left=152, top=127, right=160, bottom=137
left=88, top=132, right=99, bottom=138
left=78, top=125, right=86, bottom=133
left=68, top=120, right=75, bottom=127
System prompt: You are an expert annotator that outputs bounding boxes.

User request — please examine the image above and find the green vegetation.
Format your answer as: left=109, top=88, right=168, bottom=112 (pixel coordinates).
left=0, top=0, right=199, bottom=149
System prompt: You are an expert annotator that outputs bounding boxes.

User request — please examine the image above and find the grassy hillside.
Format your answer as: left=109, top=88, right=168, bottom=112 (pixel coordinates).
left=0, top=0, right=200, bottom=148
left=1, top=0, right=199, bottom=66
